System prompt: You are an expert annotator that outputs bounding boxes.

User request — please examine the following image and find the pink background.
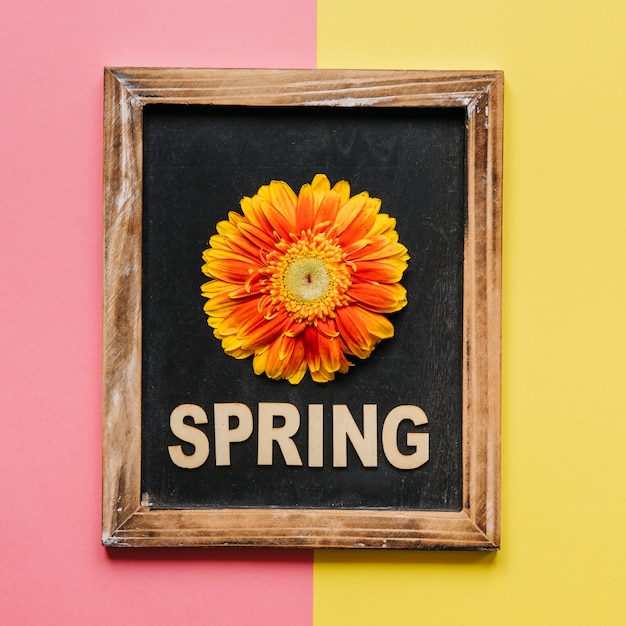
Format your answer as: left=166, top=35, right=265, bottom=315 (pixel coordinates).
left=0, top=1, right=315, bottom=623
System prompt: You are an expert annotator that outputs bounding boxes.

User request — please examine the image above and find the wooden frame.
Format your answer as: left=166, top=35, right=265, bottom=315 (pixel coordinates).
left=103, top=68, right=502, bottom=549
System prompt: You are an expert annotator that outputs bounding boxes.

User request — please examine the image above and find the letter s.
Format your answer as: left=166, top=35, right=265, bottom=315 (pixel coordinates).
left=168, top=404, right=210, bottom=469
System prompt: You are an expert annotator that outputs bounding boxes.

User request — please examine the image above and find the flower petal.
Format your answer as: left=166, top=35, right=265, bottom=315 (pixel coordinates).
left=315, top=189, right=341, bottom=226
left=202, top=256, right=257, bottom=284
left=202, top=290, right=238, bottom=317
left=258, top=333, right=307, bottom=384
left=283, top=338, right=308, bottom=384
left=332, top=179, right=351, bottom=204
left=317, top=333, right=341, bottom=374
left=335, top=306, right=374, bottom=359
left=296, top=183, right=316, bottom=233
left=353, top=259, right=407, bottom=283
left=316, top=318, right=340, bottom=338
left=221, top=334, right=255, bottom=359
left=311, top=174, right=331, bottom=194
left=348, top=281, right=408, bottom=313
left=260, top=199, right=296, bottom=241
left=366, top=212, right=398, bottom=238
left=202, top=245, right=261, bottom=272
left=333, top=192, right=370, bottom=235
left=338, top=197, right=380, bottom=246
left=236, top=219, right=277, bottom=250
left=345, top=235, right=408, bottom=263
left=238, top=310, right=291, bottom=351
left=259, top=180, right=298, bottom=224
left=303, top=325, right=321, bottom=372
left=240, top=194, right=274, bottom=236
left=215, top=298, right=262, bottom=337
left=210, top=231, right=264, bottom=264
left=355, top=307, right=395, bottom=341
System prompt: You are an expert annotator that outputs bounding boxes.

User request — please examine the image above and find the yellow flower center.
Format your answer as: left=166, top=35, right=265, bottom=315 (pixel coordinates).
left=284, top=257, right=330, bottom=303
left=263, top=231, right=352, bottom=324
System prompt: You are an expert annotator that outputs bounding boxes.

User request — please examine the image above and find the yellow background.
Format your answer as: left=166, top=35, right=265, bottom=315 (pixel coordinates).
left=316, top=1, right=626, bottom=624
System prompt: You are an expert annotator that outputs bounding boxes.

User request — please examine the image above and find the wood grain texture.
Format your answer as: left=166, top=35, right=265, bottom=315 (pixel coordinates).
left=102, top=68, right=502, bottom=549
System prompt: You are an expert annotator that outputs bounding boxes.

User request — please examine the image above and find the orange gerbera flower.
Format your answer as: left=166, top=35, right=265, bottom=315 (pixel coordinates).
left=201, top=174, right=409, bottom=384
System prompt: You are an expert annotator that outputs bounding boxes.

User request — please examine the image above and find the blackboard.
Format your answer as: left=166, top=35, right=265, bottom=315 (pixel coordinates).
left=103, top=68, right=502, bottom=549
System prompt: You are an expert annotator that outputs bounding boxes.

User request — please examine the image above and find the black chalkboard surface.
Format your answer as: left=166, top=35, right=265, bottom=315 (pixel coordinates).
left=141, top=105, right=466, bottom=511
left=102, top=68, right=501, bottom=549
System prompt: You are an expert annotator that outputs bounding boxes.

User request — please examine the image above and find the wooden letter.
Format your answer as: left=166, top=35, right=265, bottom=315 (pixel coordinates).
left=214, top=403, right=253, bottom=466
left=258, top=402, right=303, bottom=466
left=382, top=405, right=429, bottom=470
left=307, top=404, right=324, bottom=467
left=168, top=404, right=210, bottom=469
left=332, top=405, right=377, bottom=467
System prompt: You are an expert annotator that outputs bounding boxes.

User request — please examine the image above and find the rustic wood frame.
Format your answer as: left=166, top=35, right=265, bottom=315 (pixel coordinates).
left=103, top=68, right=502, bottom=549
